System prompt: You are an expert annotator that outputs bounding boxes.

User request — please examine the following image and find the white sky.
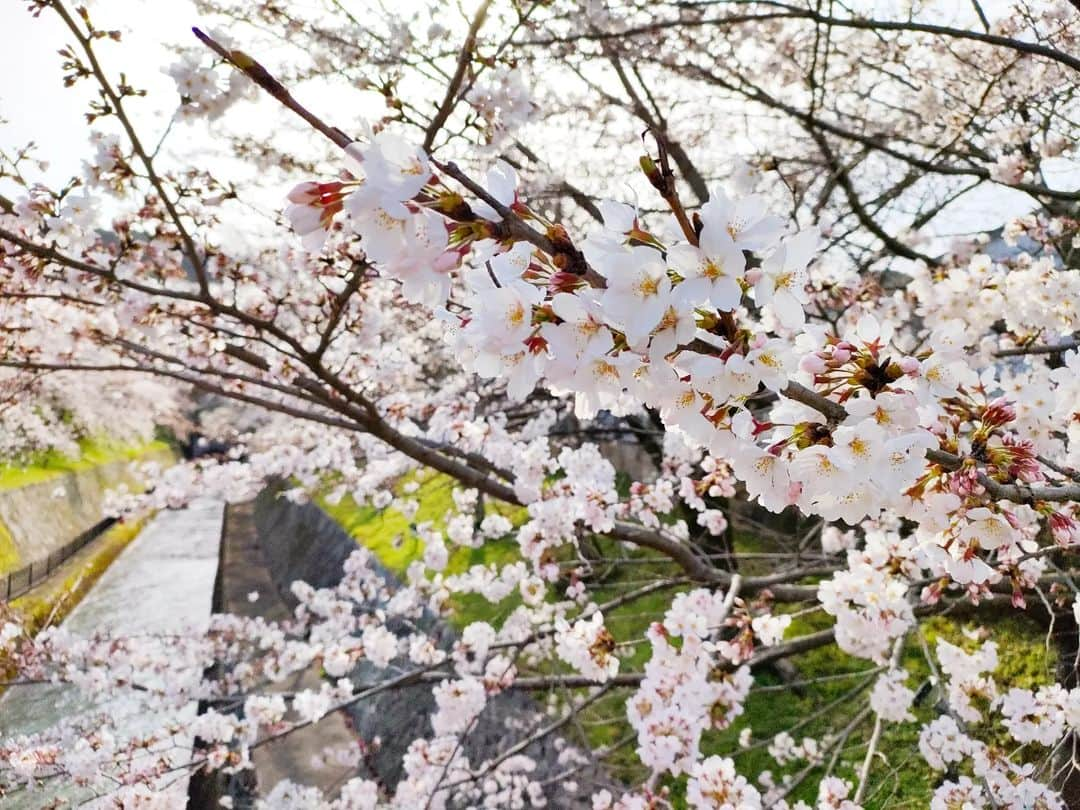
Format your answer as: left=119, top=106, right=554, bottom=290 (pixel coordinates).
left=0, top=0, right=1072, bottom=244
left=0, top=0, right=373, bottom=248
left=1, top=0, right=200, bottom=186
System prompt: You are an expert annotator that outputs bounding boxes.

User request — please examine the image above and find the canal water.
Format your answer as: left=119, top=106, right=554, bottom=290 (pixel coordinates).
left=0, top=499, right=223, bottom=807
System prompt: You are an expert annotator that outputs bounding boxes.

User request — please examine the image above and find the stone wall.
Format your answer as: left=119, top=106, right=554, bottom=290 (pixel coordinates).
left=0, top=448, right=174, bottom=570
left=251, top=486, right=614, bottom=806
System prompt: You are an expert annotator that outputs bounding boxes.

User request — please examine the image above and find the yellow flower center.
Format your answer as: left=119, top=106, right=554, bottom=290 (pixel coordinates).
left=636, top=275, right=660, bottom=297
left=593, top=360, right=620, bottom=380
left=577, top=319, right=600, bottom=339
left=658, top=307, right=679, bottom=331
left=507, top=302, right=526, bottom=327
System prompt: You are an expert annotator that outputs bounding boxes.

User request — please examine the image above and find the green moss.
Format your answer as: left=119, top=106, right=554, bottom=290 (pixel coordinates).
left=0, top=436, right=172, bottom=492
left=850, top=612, right=1056, bottom=809
left=571, top=543, right=1059, bottom=808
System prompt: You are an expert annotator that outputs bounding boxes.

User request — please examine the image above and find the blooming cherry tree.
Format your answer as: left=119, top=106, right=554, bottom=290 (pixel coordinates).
left=3, top=0, right=1080, bottom=807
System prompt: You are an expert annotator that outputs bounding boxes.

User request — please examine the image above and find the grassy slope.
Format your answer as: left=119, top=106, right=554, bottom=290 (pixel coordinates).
left=0, top=436, right=172, bottom=491
left=320, top=470, right=524, bottom=628
left=682, top=609, right=1053, bottom=809
left=0, top=523, right=16, bottom=577
left=319, top=475, right=1056, bottom=807
left=0, top=436, right=171, bottom=573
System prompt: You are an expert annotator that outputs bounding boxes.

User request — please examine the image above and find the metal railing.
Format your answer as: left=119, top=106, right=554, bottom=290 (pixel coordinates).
left=1, top=518, right=117, bottom=602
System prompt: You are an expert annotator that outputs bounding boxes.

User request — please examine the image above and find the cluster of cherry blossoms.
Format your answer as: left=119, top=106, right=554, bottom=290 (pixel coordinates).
left=165, top=43, right=255, bottom=122
left=464, top=67, right=535, bottom=148
left=281, top=130, right=956, bottom=534
left=627, top=620, right=752, bottom=777
left=0, top=370, right=182, bottom=462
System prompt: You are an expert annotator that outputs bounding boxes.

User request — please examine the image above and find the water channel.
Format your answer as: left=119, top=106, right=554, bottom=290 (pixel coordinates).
left=0, top=499, right=223, bottom=807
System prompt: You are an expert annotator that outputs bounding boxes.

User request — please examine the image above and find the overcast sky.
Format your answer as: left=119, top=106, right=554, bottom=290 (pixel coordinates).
left=1, top=0, right=198, bottom=186
left=0, top=0, right=1070, bottom=243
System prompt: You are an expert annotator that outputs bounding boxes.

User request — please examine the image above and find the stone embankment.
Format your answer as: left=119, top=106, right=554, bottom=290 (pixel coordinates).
left=0, top=444, right=174, bottom=573
left=212, top=486, right=614, bottom=806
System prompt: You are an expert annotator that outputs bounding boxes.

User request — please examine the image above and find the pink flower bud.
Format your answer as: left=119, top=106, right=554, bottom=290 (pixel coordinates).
left=287, top=181, right=320, bottom=204
left=982, top=397, right=1016, bottom=428
left=921, top=583, right=938, bottom=604
left=547, top=271, right=585, bottom=294
left=1050, top=512, right=1076, bottom=545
